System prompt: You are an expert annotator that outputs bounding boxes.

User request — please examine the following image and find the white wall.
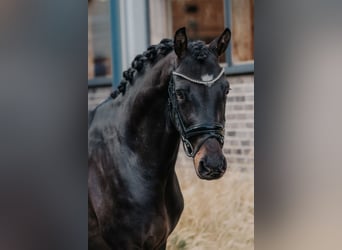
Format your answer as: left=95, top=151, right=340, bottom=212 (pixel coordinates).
left=148, top=0, right=172, bottom=45
left=119, top=0, right=149, bottom=70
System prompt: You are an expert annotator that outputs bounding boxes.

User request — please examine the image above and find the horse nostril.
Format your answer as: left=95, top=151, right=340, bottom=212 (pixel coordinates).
left=219, top=157, right=227, bottom=171
left=199, top=159, right=210, bottom=173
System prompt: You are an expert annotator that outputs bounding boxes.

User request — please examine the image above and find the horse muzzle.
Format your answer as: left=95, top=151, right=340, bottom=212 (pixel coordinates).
left=193, top=138, right=228, bottom=180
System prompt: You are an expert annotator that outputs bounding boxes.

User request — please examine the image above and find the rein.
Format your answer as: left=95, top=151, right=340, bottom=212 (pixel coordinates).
left=168, top=69, right=225, bottom=157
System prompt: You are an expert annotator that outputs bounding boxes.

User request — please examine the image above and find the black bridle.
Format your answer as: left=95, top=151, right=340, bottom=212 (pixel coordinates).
left=168, top=69, right=225, bottom=157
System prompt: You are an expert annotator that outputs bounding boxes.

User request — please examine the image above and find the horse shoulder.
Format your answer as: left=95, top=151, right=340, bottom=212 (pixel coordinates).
left=165, top=171, right=184, bottom=232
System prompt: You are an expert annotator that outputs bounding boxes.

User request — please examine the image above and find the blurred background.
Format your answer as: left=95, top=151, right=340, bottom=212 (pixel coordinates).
left=2, top=1, right=342, bottom=249
left=88, top=0, right=254, bottom=249
left=88, top=0, right=254, bottom=83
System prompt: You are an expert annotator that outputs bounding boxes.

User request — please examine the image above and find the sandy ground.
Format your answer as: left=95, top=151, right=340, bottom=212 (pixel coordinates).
left=166, top=159, right=254, bottom=250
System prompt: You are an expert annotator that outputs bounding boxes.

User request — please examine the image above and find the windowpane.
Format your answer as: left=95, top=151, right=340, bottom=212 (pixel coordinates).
left=171, top=0, right=225, bottom=62
left=231, top=0, right=254, bottom=64
left=88, top=0, right=112, bottom=79
left=171, top=0, right=225, bottom=43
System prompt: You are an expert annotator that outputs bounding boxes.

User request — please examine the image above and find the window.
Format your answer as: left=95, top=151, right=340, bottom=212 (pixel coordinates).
left=88, top=0, right=148, bottom=88
left=88, top=0, right=113, bottom=87
left=149, top=0, right=254, bottom=75
left=88, top=0, right=254, bottom=88
left=225, top=0, right=254, bottom=74
left=171, top=0, right=226, bottom=63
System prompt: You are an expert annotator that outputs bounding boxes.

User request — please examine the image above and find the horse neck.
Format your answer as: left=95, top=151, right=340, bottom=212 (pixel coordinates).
left=121, top=54, right=180, bottom=173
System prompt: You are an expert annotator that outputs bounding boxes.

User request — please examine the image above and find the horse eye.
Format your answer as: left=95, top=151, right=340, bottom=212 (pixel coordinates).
left=175, top=90, right=186, bottom=101
left=225, top=87, right=231, bottom=95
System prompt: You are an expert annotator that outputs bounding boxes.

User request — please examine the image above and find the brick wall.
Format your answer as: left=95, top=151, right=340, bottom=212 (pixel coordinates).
left=225, top=75, right=254, bottom=171
left=88, top=75, right=254, bottom=171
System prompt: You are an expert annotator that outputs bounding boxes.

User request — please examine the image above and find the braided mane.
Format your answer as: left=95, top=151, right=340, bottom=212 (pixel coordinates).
left=110, top=39, right=174, bottom=98
left=110, top=39, right=212, bottom=99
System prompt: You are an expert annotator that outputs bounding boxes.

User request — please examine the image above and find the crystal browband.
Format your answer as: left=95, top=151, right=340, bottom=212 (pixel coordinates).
left=172, top=68, right=225, bottom=87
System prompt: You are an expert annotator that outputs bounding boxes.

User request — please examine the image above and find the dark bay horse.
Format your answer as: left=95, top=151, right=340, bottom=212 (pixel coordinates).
left=88, top=27, right=231, bottom=249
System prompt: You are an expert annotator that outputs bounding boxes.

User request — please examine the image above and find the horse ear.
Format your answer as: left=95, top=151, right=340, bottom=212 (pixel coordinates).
left=174, top=27, right=188, bottom=58
left=209, top=28, right=231, bottom=57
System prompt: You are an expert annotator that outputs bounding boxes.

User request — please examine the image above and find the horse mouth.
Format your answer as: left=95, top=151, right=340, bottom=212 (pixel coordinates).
left=194, top=168, right=226, bottom=180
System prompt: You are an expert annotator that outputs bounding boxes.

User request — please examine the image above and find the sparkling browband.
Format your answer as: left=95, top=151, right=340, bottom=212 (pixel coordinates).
left=172, top=68, right=225, bottom=87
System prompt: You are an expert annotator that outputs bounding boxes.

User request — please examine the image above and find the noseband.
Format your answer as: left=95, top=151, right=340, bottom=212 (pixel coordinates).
left=168, top=68, right=225, bottom=157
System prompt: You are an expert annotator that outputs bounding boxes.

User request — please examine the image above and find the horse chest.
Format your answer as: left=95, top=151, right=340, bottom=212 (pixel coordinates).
left=141, top=209, right=171, bottom=248
left=112, top=188, right=182, bottom=248
left=105, top=205, right=172, bottom=249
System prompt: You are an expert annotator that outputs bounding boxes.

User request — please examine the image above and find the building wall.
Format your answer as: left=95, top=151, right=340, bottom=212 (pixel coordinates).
left=226, top=75, right=254, bottom=171
left=88, top=75, right=254, bottom=171
left=88, top=86, right=112, bottom=110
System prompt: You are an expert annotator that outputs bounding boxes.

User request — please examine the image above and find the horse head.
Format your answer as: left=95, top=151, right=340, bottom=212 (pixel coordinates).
left=169, top=27, right=231, bottom=180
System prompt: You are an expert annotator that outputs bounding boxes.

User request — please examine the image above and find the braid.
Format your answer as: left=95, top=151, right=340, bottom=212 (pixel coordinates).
left=110, top=39, right=173, bottom=99
left=158, top=39, right=174, bottom=56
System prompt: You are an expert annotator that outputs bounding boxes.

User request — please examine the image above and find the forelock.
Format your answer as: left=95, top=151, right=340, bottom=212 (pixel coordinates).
left=188, top=41, right=211, bottom=62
